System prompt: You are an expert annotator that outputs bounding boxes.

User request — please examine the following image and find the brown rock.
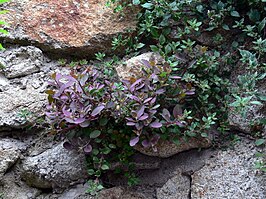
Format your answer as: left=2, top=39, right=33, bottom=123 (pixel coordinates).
left=134, top=136, right=211, bottom=158
left=2, top=0, right=137, bottom=56
left=98, top=187, right=145, bottom=199
left=115, top=52, right=165, bottom=80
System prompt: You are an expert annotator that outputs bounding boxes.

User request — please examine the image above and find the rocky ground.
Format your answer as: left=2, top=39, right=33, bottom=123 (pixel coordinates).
left=0, top=0, right=265, bottom=198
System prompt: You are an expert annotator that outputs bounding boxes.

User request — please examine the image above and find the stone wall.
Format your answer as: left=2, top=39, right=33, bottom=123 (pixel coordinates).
left=0, top=1, right=265, bottom=199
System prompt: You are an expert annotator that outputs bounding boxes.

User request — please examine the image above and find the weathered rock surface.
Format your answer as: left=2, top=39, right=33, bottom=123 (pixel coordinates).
left=0, top=46, right=43, bottom=78
left=2, top=0, right=137, bottom=57
left=0, top=46, right=69, bottom=131
left=0, top=83, right=47, bottom=130
left=111, top=153, right=161, bottom=170
left=191, top=138, right=266, bottom=199
left=0, top=139, right=24, bottom=178
left=0, top=172, right=41, bottom=199
left=135, top=136, right=211, bottom=158
left=98, top=187, right=146, bottom=199
left=156, top=170, right=190, bottom=199
left=115, top=52, right=165, bottom=80
left=228, top=62, right=266, bottom=134
left=21, top=142, right=88, bottom=191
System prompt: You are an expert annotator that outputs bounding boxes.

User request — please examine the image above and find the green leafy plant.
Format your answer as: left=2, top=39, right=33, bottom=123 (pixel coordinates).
left=0, top=0, right=9, bottom=50
left=45, top=0, right=266, bottom=192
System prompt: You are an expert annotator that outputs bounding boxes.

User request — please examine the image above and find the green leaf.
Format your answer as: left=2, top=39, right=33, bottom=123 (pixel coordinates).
left=0, top=29, right=8, bottom=35
left=164, top=44, right=172, bottom=54
left=255, top=139, right=265, bottom=146
left=102, top=147, right=111, bottom=155
left=87, top=169, right=95, bottom=175
left=150, top=45, right=159, bottom=52
left=172, top=137, right=180, bottom=145
left=196, top=5, right=203, bottom=13
left=133, top=0, right=140, bottom=5
left=222, top=24, right=230, bottom=30
left=92, top=149, right=99, bottom=155
left=201, top=132, right=208, bottom=138
left=258, top=17, right=266, bottom=33
left=99, top=118, right=108, bottom=126
left=230, top=11, right=240, bottom=17
left=257, top=95, right=266, bottom=101
left=108, top=144, right=116, bottom=149
left=0, top=0, right=9, bottom=4
left=150, top=27, right=159, bottom=38
left=250, top=101, right=263, bottom=105
left=159, top=34, right=166, bottom=45
left=101, top=164, right=109, bottom=170
left=248, top=9, right=260, bottom=22
left=90, top=130, right=101, bottom=139
left=141, top=3, right=153, bottom=9
left=136, top=42, right=145, bottom=49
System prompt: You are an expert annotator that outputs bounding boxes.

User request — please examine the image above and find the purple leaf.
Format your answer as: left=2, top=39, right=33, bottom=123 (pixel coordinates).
left=91, top=105, right=105, bottom=117
left=106, top=101, right=115, bottom=109
left=185, top=90, right=195, bottom=95
left=126, top=122, right=136, bottom=126
left=141, top=59, right=152, bottom=68
left=142, top=140, right=151, bottom=148
left=130, top=137, right=139, bottom=147
left=65, top=117, right=85, bottom=124
left=151, top=104, right=160, bottom=110
left=162, top=108, right=171, bottom=121
left=130, top=78, right=142, bottom=92
left=83, top=144, right=92, bottom=154
left=150, top=134, right=160, bottom=146
left=155, top=89, right=165, bottom=94
left=176, top=121, right=185, bottom=127
left=74, top=117, right=86, bottom=124
left=125, top=117, right=135, bottom=122
left=151, top=97, right=157, bottom=104
left=63, top=142, right=73, bottom=150
left=150, top=121, right=162, bottom=128
left=62, top=106, right=71, bottom=117
left=137, top=106, right=145, bottom=119
left=60, top=95, right=68, bottom=100
left=55, top=73, right=62, bottom=82
left=135, top=123, right=144, bottom=130
left=144, top=97, right=153, bottom=104
left=173, top=104, right=182, bottom=118
left=136, top=83, right=145, bottom=90
left=129, top=95, right=141, bottom=102
left=149, top=109, right=157, bottom=115
left=139, top=114, right=149, bottom=121
left=170, top=75, right=182, bottom=79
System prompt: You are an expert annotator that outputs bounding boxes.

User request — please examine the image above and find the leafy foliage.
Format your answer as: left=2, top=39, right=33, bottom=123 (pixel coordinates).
left=46, top=0, right=266, bottom=194
left=0, top=0, right=9, bottom=50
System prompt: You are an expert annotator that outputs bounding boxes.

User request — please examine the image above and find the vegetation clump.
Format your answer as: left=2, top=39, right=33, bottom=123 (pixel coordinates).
left=46, top=0, right=266, bottom=194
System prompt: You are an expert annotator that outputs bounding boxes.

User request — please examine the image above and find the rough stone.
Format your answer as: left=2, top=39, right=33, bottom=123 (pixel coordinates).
left=134, top=136, right=211, bottom=158
left=191, top=138, right=266, bottom=199
left=0, top=139, right=26, bottom=178
left=110, top=153, right=161, bottom=170
left=2, top=0, right=137, bottom=57
left=0, top=46, right=64, bottom=131
left=156, top=171, right=190, bottom=199
left=0, top=83, right=47, bottom=130
left=0, top=172, right=41, bottom=199
left=228, top=62, right=266, bottom=134
left=0, top=46, right=43, bottom=78
left=115, top=52, right=165, bottom=80
left=98, top=187, right=146, bottom=199
left=21, top=142, right=88, bottom=191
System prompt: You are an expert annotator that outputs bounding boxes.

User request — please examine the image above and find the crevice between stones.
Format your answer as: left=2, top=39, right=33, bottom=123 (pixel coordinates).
left=182, top=171, right=193, bottom=199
